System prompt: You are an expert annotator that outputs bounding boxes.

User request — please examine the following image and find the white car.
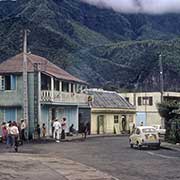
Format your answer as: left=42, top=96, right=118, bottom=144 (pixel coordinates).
left=152, top=125, right=166, bottom=135
left=129, top=126, right=161, bottom=149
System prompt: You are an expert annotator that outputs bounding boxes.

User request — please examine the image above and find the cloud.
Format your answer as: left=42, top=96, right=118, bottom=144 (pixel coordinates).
left=81, top=0, right=180, bottom=14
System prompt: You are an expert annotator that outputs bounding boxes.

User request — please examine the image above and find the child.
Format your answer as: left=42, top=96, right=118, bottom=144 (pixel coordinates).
left=37, top=124, right=41, bottom=139
left=42, top=123, right=46, bottom=138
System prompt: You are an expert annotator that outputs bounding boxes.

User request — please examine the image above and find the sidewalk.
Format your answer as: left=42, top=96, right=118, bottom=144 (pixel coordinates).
left=161, top=142, right=180, bottom=151
left=33, top=133, right=127, bottom=143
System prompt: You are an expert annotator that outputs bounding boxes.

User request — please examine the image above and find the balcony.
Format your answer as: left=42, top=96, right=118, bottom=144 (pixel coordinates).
left=41, top=90, right=90, bottom=105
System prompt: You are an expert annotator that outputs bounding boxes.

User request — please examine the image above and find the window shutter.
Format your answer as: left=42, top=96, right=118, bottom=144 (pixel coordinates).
left=10, top=75, right=16, bottom=90
left=138, top=97, right=141, bottom=106
left=149, top=97, right=153, bottom=106
left=0, top=76, right=5, bottom=90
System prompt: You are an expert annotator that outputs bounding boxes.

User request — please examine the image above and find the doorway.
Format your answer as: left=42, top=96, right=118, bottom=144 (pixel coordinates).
left=121, top=115, right=127, bottom=132
left=97, top=115, right=105, bottom=134
left=51, top=108, right=56, bottom=120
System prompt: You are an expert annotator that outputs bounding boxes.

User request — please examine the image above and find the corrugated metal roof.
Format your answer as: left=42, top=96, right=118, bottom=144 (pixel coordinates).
left=88, top=90, right=135, bottom=109
left=0, top=53, right=86, bottom=84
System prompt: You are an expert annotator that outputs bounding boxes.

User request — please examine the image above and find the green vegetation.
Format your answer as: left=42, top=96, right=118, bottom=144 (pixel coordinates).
left=1, top=0, right=180, bottom=91
left=157, top=101, right=180, bottom=143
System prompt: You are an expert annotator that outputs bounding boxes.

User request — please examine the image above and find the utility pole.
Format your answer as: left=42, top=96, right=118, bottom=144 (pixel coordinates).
left=159, top=53, right=164, bottom=127
left=23, top=29, right=29, bottom=139
left=159, top=53, right=164, bottom=103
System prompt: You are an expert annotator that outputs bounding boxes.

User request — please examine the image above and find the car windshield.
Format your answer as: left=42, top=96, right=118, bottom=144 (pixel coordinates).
left=142, top=128, right=156, bottom=133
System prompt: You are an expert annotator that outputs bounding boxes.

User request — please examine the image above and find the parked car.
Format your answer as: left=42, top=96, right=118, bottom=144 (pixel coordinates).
left=129, top=126, right=160, bottom=149
left=152, top=125, right=166, bottom=135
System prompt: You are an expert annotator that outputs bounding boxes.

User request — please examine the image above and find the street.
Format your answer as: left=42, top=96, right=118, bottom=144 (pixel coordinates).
left=0, top=136, right=180, bottom=180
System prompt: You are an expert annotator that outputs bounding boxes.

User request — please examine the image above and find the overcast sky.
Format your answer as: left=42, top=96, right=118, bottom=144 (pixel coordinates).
left=81, top=0, right=180, bottom=14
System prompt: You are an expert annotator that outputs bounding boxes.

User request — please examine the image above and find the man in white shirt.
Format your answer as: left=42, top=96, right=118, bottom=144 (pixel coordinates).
left=20, top=119, right=26, bottom=140
left=53, top=119, right=61, bottom=142
left=10, top=122, right=19, bottom=152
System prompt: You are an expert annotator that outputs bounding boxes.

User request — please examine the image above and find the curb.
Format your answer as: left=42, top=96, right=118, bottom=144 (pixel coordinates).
left=65, top=134, right=128, bottom=142
left=161, top=143, right=180, bottom=152
left=31, top=134, right=129, bottom=143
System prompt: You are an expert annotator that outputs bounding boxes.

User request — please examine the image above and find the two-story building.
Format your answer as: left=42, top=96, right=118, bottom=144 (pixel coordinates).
left=0, top=53, right=90, bottom=138
left=120, top=92, right=180, bottom=127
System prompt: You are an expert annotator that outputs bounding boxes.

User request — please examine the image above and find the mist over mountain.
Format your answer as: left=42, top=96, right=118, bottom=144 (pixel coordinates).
left=82, top=0, right=180, bottom=14
left=1, top=0, right=180, bottom=91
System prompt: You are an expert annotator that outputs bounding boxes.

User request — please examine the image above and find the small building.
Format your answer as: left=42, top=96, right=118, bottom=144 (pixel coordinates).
left=0, top=53, right=90, bottom=138
left=87, top=89, right=136, bottom=134
left=120, top=92, right=180, bottom=127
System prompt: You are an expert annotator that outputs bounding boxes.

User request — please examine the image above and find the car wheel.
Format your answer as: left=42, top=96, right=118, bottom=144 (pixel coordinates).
left=137, top=142, right=142, bottom=150
left=156, top=144, right=160, bottom=150
left=129, top=139, right=133, bottom=148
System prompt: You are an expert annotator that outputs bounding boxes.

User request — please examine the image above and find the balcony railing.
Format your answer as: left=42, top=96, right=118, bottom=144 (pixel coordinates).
left=41, top=90, right=89, bottom=105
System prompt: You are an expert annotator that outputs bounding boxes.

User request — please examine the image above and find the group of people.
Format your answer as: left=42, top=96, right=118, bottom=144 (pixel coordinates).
left=52, top=117, right=67, bottom=143
left=1, top=117, right=90, bottom=146
left=52, top=117, right=90, bottom=142
left=1, top=119, right=26, bottom=151
left=36, top=123, right=46, bottom=139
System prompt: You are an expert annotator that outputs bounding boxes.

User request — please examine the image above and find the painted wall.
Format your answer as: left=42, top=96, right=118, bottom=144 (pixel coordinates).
left=146, top=112, right=161, bottom=126
left=41, top=105, right=49, bottom=136
left=120, top=92, right=169, bottom=126
left=0, top=75, right=23, bottom=106
left=91, top=111, right=135, bottom=134
left=40, top=105, right=78, bottom=136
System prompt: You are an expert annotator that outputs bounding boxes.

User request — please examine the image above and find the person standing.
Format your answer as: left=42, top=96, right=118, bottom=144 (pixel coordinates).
left=1, top=122, right=7, bottom=144
left=61, top=117, right=66, bottom=140
left=36, top=124, right=41, bottom=139
left=82, top=123, right=88, bottom=139
left=53, top=119, right=61, bottom=142
left=20, top=119, right=26, bottom=141
left=42, top=123, right=46, bottom=138
left=6, top=122, right=13, bottom=148
left=51, top=119, right=55, bottom=138
left=10, top=121, right=19, bottom=152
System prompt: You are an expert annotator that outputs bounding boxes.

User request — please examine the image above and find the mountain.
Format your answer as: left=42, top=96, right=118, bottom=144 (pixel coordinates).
left=1, top=0, right=180, bottom=91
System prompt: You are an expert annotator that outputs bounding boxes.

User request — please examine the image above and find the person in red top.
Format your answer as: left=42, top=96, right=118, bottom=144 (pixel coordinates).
left=1, top=122, right=8, bottom=143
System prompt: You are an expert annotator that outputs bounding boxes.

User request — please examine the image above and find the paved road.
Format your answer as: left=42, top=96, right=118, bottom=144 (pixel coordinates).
left=0, top=136, right=180, bottom=180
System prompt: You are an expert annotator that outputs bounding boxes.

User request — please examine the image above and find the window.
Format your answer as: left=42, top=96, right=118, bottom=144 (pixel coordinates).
left=5, top=108, right=17, bottom=122
left=71, top=83, right=74, bottom=93
left=54, top=79, right=60, bottom=91
left=137, top=96, right=153, bottom=106
left=62, top=82, right=69, bottom=92
left=114, top=115, right=119, bottom=124
left=75, top=84, right=81, bottom=93
left=138, top=97, right=141, bottom=106
left=41, top=74, right=51, bottom=90
left=0, top=75, right=16, bottom=91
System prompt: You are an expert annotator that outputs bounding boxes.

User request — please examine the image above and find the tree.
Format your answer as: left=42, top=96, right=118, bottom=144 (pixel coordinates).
left=157, top=100, right=180, bottom=142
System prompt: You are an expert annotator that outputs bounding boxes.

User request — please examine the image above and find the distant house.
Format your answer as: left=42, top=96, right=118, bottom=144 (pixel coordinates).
left=87, top=89, right=136, bottom=134
left=0, top=53, right=90, bottom=138
left=120, top=92, right=180, bottom=127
